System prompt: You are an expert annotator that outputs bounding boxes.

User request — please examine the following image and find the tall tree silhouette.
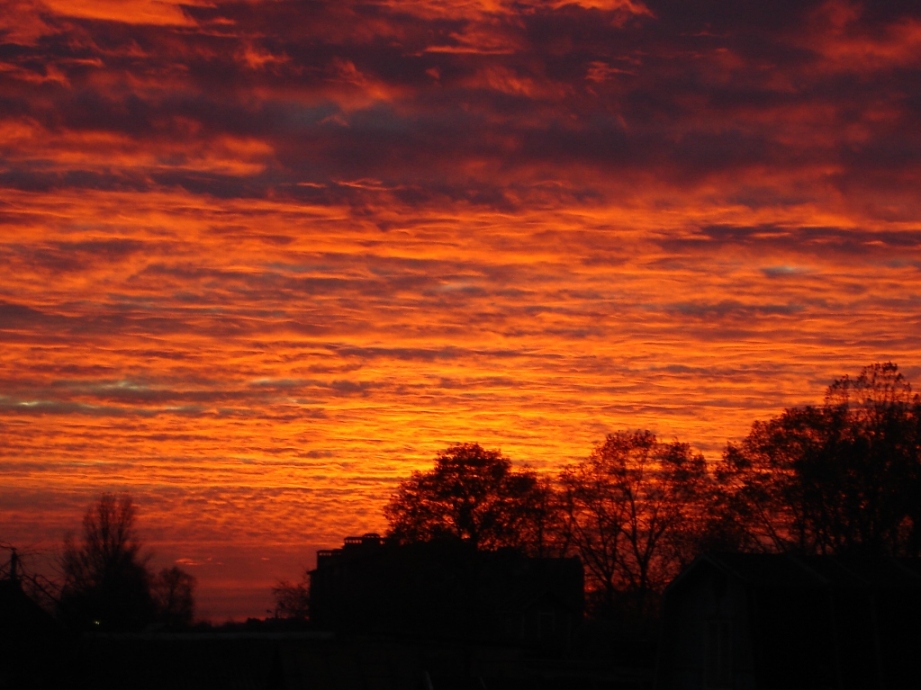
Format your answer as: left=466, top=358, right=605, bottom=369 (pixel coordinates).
left=719, top=362, right=921, bottom=557
left=152, top=566, right=197, bottom=629
left=560, top=430, right=711, bottom=615
left=272, top=575, right=310, bottom=620
left=59, top=493, right=154, bottom=631
left=385, top=442, right=559, bottom=554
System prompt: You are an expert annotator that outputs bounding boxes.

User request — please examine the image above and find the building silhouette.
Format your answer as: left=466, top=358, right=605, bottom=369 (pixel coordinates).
left=0, top=549, right=64, bottom=687
left=656, top=553, right=921, bottom=690
left=309, top=534, right=584, bottom=647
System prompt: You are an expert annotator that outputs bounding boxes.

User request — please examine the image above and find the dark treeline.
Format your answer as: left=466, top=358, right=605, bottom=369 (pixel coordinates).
left=2, top=493, right=199, bottom=633
left=58, top=493, right=198, bottom=632
left=281, top=361, right=921, bottom=622
left=377, top=436, right=706, bottom=620
left=7, top=362, right=921, bottom=631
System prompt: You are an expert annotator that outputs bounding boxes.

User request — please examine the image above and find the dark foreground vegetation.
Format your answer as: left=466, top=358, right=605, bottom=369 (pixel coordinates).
left=4, top=362, right=921, bottom=688
left=58, top=493, right=197, bottom=632
left=277, top=362, right=921, bottom=624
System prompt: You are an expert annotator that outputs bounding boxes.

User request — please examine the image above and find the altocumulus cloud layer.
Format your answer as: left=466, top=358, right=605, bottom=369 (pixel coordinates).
left=2, top=0, right=921, bottom=618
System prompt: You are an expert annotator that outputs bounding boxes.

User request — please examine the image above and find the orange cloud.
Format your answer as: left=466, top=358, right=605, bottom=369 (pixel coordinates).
left=41, top=0, right=202, bottom=25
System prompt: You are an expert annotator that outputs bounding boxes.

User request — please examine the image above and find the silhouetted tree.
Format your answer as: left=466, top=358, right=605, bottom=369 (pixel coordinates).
left=718, top=362, right=921, bottom=557
left=560, top=431, right=711, bottom=616
left=272, top=576, right=310, bottom=619
left=152, top=566, right=197, bottom=629
left=58, top=493, right=154, bottom=631
left=511, top=474, right=570, bottom=558
left=385, top=442, right=561, bottom=554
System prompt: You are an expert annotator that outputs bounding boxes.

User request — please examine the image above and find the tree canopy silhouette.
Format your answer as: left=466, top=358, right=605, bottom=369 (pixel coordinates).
left=272, top=575, right=310, bottom=620
left=59, top=493, right=154, bottom=631
left=718, top=362, right=921, bottom=557
left=151, top=566, right=197, bottom=629
left=560, top=430, right=711, bottom=616
left=58, top=493, right=197, bottom=631
left=384, top=442, right=558, bottom=553
left=324, top=362, right=921, bottom=624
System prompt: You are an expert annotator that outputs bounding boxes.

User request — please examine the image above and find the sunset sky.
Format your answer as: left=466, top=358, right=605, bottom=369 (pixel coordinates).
left=3, top=0, right=921, bottom=620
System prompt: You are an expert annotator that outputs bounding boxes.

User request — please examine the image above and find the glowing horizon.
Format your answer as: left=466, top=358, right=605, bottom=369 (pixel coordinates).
left=3, top=0, right=921, bottom=620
